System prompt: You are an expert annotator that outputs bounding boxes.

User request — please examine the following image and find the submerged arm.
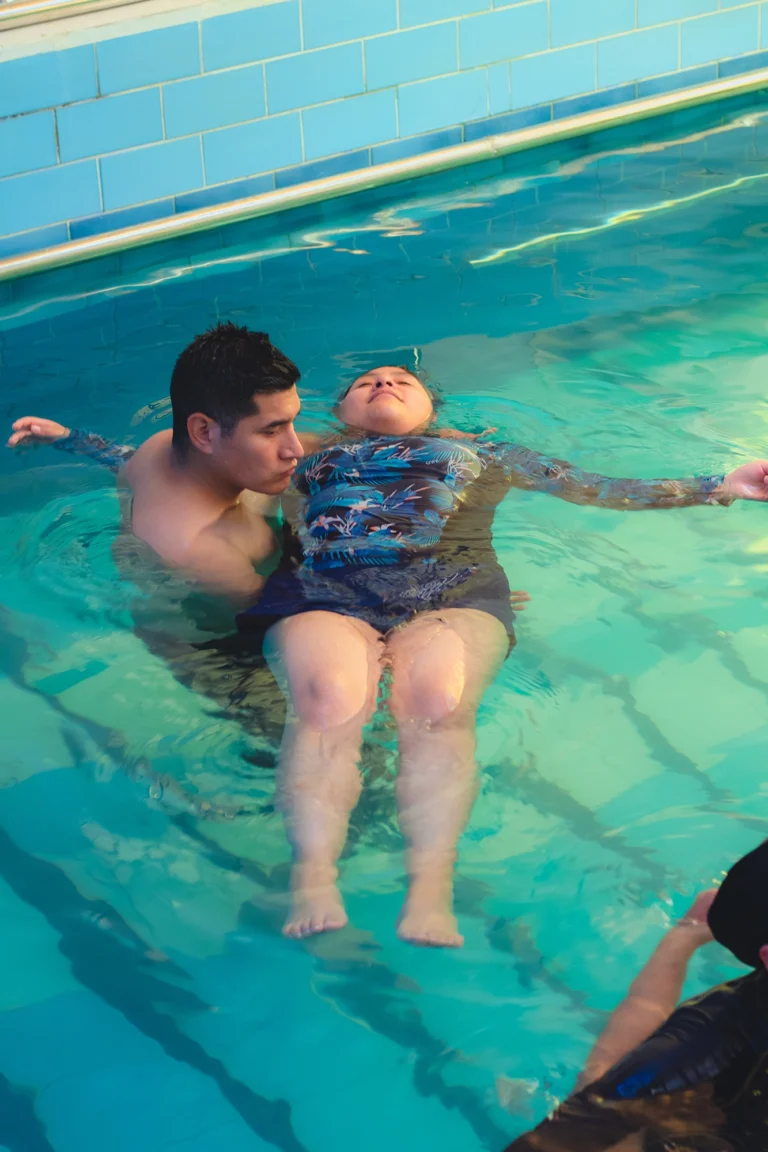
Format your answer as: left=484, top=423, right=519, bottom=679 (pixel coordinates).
left=578, top=891, right=716, bottom=1090
left=8, top=417, right=135, bottom=473
left=496, top=443, right=732, bottom=510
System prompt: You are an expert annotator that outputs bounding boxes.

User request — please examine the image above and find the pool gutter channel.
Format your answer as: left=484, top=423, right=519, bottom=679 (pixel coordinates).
left=3, top=66, right=768, bottom=284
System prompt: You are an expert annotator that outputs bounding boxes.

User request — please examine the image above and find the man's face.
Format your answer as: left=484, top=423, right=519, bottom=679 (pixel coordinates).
left=338, top=367, right=434, bottom=436
left=210, top=386, right=303, bottom=494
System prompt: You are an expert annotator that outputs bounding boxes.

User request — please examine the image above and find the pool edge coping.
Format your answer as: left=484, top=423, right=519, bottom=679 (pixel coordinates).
left=3, top=66, right=768, bottom=284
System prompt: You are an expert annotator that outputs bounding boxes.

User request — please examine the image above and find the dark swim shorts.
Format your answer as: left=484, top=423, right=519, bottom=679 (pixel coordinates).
left=236, top=554, right=516, bottom=642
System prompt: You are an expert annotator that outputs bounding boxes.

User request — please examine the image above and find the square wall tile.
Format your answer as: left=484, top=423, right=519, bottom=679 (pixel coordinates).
left=57, top=89, right=163, bottom=162
left=0, top=111, right=57, bottom=179
left=0, top=46, right=96, bottom=118
left=488, top=61, right=511, bottom=113
left=97, top=24, right=200, bottom=95
left=203, top=113, right=302, bottom=183
left=0, top=224, right=69, bottom=258
left=398, top=69, right=487, bottom=135
left=301, top=0, right=397, bottom=50
left=0, top=161, right=100, bottom=235
left=682, top=6, right=759, bottom=67
left=100, top=138, right=203, bottom=210
left=460, top=4, right=548, bottom=68
left=267, top=43, right=363, bottom=113
left=400, top=0, right=489, bottom=25
left=274, top=147, right=370, bottom=187
left=302, top=90, right=397, bottom=159
left=69, top=198, right=174, bottom=240
left=550, top=0, right=635, bottom=49
left=598, top=25, right=680, bottom=87
left=201, top=1, right=301, bottom=71
left=372, top=126, right=463, bottom=163
left=638, top=0, right=715, bottom=26
left=365, top=23, right=458, bottom=90
left=512, top=45, right=595, bottom=108
left=175, top=173, right=274, bottom=212
left=163, top=65, right=265, bottom=137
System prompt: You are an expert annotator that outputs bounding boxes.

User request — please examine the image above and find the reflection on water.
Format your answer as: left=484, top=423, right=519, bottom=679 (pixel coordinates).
left=1, top=94, right=768, bottom=1152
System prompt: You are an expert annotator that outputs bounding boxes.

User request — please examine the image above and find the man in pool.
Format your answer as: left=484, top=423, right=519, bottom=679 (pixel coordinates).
left=503, top=838, right=768, bottom=1152
left=9, top=323, right=305, bottom=604
left=11, top=326, right=768, bottom=945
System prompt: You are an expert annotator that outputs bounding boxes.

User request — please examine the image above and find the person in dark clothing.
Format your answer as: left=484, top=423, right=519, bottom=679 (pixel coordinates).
left=505, top=839, right=768, bottom=1152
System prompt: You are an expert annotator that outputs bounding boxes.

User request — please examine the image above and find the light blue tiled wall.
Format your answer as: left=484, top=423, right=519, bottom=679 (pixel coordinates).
left=1, top=0, right=767, bottom=258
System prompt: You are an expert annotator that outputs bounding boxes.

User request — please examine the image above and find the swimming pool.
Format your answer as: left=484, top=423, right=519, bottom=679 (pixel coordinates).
left=2, top=93, right=768, bottom=1152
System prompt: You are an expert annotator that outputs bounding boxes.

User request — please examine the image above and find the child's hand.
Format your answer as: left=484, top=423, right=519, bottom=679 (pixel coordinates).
left=7, top=417, right=70, bottom=448
left=510, top=590, right=531, bottom=611
left=436, top=427, right=498, bottom=441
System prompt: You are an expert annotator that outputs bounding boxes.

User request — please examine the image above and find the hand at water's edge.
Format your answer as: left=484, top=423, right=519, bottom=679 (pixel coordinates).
left=7, top=416, right=71, bottom=448
left=723, top=460, right=768, bottom=501
left=675, top=888, right=718, bottom=947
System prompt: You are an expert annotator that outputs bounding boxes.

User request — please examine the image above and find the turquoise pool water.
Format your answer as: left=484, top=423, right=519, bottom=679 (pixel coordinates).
left=2, top=95, right=768, bottom=1152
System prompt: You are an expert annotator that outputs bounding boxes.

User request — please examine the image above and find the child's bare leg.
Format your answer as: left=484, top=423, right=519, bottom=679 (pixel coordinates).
left=388, top=609, right=509, bottom=947
left=265, top=611, right=382, bottom=938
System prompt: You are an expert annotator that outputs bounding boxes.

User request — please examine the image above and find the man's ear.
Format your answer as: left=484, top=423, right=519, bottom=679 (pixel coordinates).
left=187, top=412, right=218, bottom=454
left=759, top=944, right=768, bottom=971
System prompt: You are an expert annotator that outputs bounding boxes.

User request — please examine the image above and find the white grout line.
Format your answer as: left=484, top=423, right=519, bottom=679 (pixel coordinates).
left=197, top=17, right=204, bottom=71
left=198, top=131, right=206, bottom=183
left=95, top=154, right=104, bottom=211
left=297, top=0, right=304, bottom=51
left=159, top=83, right=167, bottom=138
left=53, top=107, right=61, bottom=163
left=263, top=60, right=269, bottom=114
left=456, top=15, right=461, bottom=68
left=360, top=38, right=367, bottom=91
left=92, top=42, right=101, bottom=97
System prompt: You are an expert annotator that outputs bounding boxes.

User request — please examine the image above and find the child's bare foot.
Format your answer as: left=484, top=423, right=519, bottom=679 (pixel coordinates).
left=397, top=880, right=463, bottom=948
left=283, top=864, right=348, bottom=939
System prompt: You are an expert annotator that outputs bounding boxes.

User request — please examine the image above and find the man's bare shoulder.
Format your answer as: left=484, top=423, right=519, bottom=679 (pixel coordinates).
left=124, top=428, right=172, bottom=475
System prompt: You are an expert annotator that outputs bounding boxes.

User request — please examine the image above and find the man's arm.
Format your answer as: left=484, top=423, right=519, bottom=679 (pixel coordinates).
left=176, top=534, right=265, bottom=607
left=578, top=891, right=716, bottom=1090
left=8, top=417, right=136, bottom=473
left=495, top=442, right=768, bottom=509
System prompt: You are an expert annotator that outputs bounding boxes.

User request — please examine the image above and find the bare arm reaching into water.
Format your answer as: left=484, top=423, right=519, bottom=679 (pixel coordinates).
left=577, top=891, right=717, bottom=1090
left=504, top=893, right=719, bottom=1152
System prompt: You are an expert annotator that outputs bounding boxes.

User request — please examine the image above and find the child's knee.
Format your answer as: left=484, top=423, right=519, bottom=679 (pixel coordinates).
left=293, top=667, right=368, bottom=729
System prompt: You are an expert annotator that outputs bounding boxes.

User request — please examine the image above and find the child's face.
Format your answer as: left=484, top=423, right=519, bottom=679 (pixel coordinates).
left=338, top=367, right=434, bottom=435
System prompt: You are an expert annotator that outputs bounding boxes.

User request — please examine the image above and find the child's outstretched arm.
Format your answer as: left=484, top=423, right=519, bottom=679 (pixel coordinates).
left=8, top=417, right=136, bottom=473
left=494, top=441, right=768, bottom=509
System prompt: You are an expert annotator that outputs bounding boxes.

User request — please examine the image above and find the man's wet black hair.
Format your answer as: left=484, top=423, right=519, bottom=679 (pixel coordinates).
left=707, top=838, right=768, bottom=967
left=170, top=322, right=300, bottom=457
